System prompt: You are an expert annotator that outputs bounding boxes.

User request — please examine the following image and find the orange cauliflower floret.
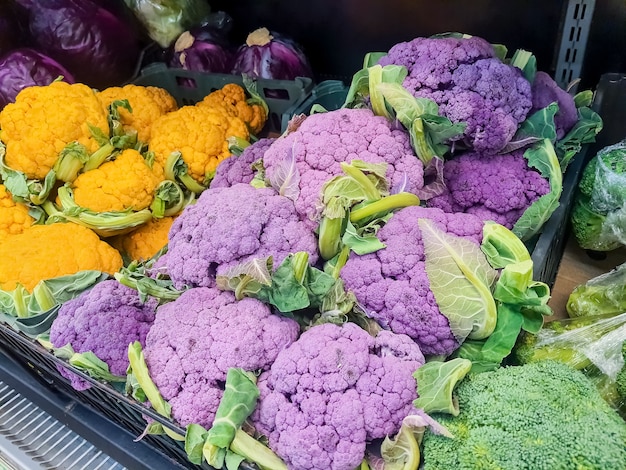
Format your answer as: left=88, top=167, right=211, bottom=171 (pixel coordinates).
left=198, top=83, right=268, bottom=135
left=71, top=149, right=164, bottom=212
left=0, top=184, right=35, bottom=240
left=0, top=81, right=110, bottom=180
left=98, top=84, right=178, bottom=142
left=111, top=216, right=175, bottom=261
left=149, top=105, right=249, bottom=184
left=0, top=222, right=123, bottom=291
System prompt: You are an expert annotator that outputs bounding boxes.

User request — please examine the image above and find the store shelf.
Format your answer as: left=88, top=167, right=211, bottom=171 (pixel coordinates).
left=0, top=349, right=188, bottom=470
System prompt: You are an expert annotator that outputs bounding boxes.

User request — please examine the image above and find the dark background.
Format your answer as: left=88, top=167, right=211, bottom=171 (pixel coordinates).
left=208, top=0, right=626, bottom=89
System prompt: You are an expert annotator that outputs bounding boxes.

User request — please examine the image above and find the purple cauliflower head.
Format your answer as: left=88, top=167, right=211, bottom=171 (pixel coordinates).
left=378, top=36, right=533, bottom=154
left=260, top=108, right=425, bottom=228
left=210, top=137, right=275, bottom=189
left=144, top=287, right=299, bottom=428
left=162, top=183, right=319, bottom=289
left=340, top=206, right=485, bottom=356
left=426, top=149, right=550, bottom=228
left=531, top=71, right=578, bottom=140
left=253, top=322, right=424, bottom=470
left=50, top=279, right=157, bottom=391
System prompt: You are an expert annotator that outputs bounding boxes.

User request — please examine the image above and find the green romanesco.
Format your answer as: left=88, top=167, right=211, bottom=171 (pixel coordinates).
left=421, top=360, right=626, bottom=470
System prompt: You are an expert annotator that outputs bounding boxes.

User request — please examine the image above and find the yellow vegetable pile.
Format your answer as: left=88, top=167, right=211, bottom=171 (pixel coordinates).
left=0, top=79, right=268, bottom=292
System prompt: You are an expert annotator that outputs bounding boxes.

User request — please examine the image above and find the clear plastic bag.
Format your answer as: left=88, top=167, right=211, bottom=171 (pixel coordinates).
left=567, top=261, right=626, bottom=317
left=124, top=0, right=211, bottom=47
left=515, top=312, right=626, bottom=415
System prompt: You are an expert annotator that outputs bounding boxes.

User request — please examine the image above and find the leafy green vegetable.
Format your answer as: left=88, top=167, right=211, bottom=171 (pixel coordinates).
left=421, top=218, right=498, bottom=342
left=0, top=270, right=108, bottom=319
left=502, top=103, right=558, bottom=153
left=509, top=48, right=537, bottom=83
left=115, top=257, right=184, bottom=304
left=512, top=139, right=563, bottom=242
left=480, top=221, right=531, bottom=268
left=414, top=358, right=472, bottom=416
left=555, top=107, right=603, bottom=169
left=566, top=262, right=626, bottom=318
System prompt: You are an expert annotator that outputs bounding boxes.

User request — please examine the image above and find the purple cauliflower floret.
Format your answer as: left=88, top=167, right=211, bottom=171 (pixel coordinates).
left=531, top=71, right=578, bottom=140
left=426, top=149, right=551, bottom=228
left=378, top=36, right=533, bottom=154
left=340, top=206, right=484, bottom=356
left=50, top=279, right=157, bottom=391
left=253, top=322, right=424, bottom=470
left=162, top=183, right=319, bottom=289
left=261, top=108, right=424, bottom=227
left=210, top=137, right=275, bottom=189
left=144, top=287, right=299, bottom=428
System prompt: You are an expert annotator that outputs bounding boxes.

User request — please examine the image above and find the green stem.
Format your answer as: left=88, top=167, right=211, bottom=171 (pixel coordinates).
left=291, top=252, right=310, bottom=284
left=318, top=216, right=345, bottom=260
left=350, top=192, right=420, bottom=224
left=32, top=282, right=57, bottom=312
left=339, top=162, right=381, bottom=201
left=229, top=429, right=287, bottom=470
left=83, top=143, right=115, bottom=172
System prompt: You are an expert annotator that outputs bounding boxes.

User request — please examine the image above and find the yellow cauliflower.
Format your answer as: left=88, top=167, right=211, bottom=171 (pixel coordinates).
left=0, top=81, right=109, bottom=180
left=70, top=149, right=163, bottom=213
left=98, top=84, right=178, bottom=142
left=0, top=184, right=35, bottom=240
left=111, top=216, right=175, bottom=262
left=0, top=222, right=123, bottom=291
left=198, top=83, right=268, bottom=135
left=149, top=105, right=249, bottom=185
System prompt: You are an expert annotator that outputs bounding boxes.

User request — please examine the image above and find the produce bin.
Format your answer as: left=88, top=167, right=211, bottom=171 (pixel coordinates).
left=132, top=63, right=315, bottom=135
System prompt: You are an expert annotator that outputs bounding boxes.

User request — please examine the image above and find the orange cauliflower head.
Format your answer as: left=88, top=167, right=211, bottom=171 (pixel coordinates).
left=0, top=184, right=35, bottom=240
left=0, top=81, right=110, bottom=180
left=98, top=84, right=178, bottom=142
left=149, top=105, right=249, bottom=184
left=0, top=222, right=123, bottom=291
left=199, top=83, right=268, bottom=135
left=111, top=215, right=175, bottom=262
left=71, top=149, right=164, bottom=213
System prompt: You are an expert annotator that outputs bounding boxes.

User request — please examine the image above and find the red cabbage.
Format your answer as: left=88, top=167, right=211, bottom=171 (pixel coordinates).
left=20, top=0, right=141, bottom=89
left=0, top=48, right=75, bottom=110
left=0, top=1, right=27, bottom=57
left=231, top=27, right=313, bottom=81
left=169, top=12, right=234, bottom=73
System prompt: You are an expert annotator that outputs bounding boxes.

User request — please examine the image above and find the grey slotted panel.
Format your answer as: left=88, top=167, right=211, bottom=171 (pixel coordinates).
left=0, top=382, right=126, bottom=470
left=554, top=0, right=596, bottom=91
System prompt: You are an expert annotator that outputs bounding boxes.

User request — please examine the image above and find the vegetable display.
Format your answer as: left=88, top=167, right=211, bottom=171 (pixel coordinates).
left=570, top=140, right=626, bottom=251
left=0, top=23, right=618, bottom=470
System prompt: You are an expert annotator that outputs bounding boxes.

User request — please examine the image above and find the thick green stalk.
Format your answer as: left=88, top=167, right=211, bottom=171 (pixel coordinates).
left=229, top=429, right=287, bottom=470
left=350, top=192, right=420, bottom=224
left=318, top=216, right=345, bottom=260
left=83, top=143, right=115, bottom=172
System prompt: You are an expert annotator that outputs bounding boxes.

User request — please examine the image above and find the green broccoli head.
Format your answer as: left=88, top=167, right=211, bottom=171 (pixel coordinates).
left=421, top=361, right=626, bottom=470
left=571, top=144, right=626, bottom=252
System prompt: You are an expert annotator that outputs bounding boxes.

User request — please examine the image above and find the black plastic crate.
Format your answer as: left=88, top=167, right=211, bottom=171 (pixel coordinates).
left=0, top=323, right=207, bottom=469
left=132, top=63, right=314, bottom=135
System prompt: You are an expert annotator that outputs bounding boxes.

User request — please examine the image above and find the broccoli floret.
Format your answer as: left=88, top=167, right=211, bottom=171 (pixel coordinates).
left=571, top=143, right=626, bottom=251
left=421, top=361, right=626, bottom=470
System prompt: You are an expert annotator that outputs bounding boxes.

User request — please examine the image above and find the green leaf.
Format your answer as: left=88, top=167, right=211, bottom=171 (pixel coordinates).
left=185, top=424, right=208, bottom=465
left=363, top=52, right=387, bottom=68
left=555, top=106, right=603, bottom=169
left=480, top=221, right=532, bottom=268
left=207, top=369, right=260, bottom=449
left=513, top=139, right=563, bottom=241
left=420, top=218, right=498, bottom=342
left=376, top=83, right=438, bottom=128
left=215, top=257, right=273, bottom=300
left=510, top=49, right=537, bottom=83
left=67, top=351, right=126, bottom=383
left=414, top=358, right=472, bottom=416
left=115, top=259, right=183, bottom=304
left=503, top=103, right=558, bottom=153
left=343, top=68, right=372, bottom=109
left=456, top=304, right=525, bottom=372
left=573, top=90, right=594, bottom=108
left=342, top=219, right=386, bottom=255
